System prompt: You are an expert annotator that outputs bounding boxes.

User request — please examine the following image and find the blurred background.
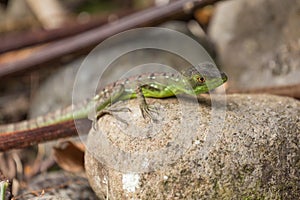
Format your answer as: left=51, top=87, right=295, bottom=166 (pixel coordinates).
left=0, top=0, right=299, bottom=199
left=0, top=0, right=299, bottom=123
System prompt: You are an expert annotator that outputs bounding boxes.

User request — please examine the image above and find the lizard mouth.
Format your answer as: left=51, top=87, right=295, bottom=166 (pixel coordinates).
left=205, top=72, right=228, bottom=92
left=221, top=72, right=228, bottom=83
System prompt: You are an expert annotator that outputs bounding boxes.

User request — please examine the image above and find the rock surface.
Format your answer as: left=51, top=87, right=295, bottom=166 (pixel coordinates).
left=85, top=94, right=299, bottom=199
left=209, top=0, right=300, bottom=89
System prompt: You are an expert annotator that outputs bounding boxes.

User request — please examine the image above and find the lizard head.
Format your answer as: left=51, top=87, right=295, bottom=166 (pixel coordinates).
left=182, top=63, right=227, bottom=94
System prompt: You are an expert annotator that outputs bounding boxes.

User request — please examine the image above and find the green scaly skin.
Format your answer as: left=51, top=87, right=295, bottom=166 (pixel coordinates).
left=0, top=63, right=227, bottom=134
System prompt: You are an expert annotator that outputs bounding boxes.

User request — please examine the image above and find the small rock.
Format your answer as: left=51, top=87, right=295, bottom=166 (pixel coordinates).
left=18, top=171, right=98, bottom=200
left=85, top=94, right=299, bottom=199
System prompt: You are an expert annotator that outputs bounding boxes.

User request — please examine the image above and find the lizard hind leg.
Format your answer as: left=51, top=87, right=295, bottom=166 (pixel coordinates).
left=90, top=84, right=129, bottom=129
left=94, top=105, right=131, bottom=129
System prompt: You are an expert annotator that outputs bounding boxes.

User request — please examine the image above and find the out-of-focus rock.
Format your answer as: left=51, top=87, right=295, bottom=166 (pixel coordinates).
left=208, top=0, right=300, bottom=89
left=19, top=172, right=98, bottom=200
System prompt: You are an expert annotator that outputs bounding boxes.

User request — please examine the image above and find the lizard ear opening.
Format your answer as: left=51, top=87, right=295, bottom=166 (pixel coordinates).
left=196, top=76, right=205, bottom=83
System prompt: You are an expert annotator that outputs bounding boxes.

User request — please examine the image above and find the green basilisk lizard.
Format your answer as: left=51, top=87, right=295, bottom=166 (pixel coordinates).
left=0, top=63, right=227, bottom=151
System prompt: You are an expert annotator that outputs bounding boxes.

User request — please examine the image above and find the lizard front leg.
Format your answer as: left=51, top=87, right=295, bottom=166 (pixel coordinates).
left=136, top=85, right=159, bottom=123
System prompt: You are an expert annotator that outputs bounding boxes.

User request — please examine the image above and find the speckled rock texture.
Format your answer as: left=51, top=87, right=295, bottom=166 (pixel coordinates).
left=85, top=94, right=299, bottom=199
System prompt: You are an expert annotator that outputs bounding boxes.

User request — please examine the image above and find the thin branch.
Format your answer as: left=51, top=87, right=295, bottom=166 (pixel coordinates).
left=0, top=119, right=91, bottom=151
left=0, top=10, right=135, bottom=54
left=0, top=0, right=223, bottom=78
left=227, top=83, right=300, bottom=100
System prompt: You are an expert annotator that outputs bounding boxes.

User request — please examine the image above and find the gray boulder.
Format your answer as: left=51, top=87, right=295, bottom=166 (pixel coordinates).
left=85, top=94, right=299, bottom=199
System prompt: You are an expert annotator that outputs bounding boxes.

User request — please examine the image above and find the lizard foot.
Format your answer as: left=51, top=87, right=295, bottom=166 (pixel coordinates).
left=140, top=104, right=159, bottom=123
left=93, top=107, right=131, bottom=130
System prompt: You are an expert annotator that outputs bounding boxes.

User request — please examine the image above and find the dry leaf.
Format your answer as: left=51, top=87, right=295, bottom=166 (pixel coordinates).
left=53, top=141, right=85, bottom=173
left=194, top=5, right=214, bottom=25
left=0, top=152, right=18, bottom=179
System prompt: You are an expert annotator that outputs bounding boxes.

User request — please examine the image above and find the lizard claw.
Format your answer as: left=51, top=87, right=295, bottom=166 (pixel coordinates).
left=140, top=104, right=159, bottom=123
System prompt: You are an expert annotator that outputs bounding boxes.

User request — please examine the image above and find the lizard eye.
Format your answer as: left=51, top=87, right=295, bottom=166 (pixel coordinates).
left=197, top=76, right=205, bottom=83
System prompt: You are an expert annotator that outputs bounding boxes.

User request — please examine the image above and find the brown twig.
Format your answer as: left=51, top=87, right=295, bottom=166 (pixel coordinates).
left=0, top=119, right=91, bottom=151
left=227, top=83, right=300, bottom=100
left=0, top=10, right=135, bottom=54
left=0, top=0, right=223, bottom=78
